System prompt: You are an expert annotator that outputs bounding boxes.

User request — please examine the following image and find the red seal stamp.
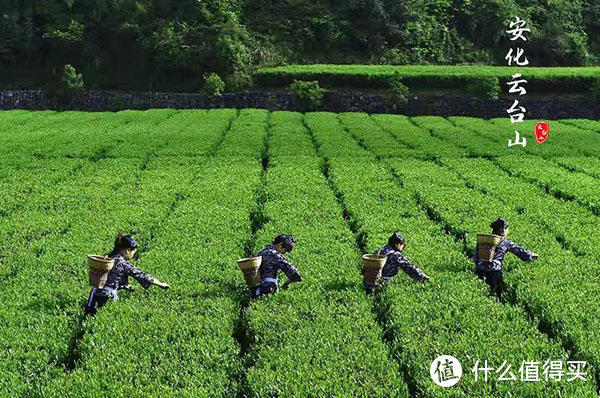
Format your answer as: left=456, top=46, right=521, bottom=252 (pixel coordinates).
left=535, top=121, right=549, bottom=144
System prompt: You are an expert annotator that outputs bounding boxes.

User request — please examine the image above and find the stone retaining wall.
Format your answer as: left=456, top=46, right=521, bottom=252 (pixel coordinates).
left=0, top=90, right=597, bottom=119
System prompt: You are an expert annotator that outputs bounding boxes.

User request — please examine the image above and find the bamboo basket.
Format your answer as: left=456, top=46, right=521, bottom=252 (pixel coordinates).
left=476, top=234, right=502, bottom=262
left=362, top=254, right=387, bottom=286
left=237, top=257, right=262, bottom=288
left=88, top=255, right=115, bottom=288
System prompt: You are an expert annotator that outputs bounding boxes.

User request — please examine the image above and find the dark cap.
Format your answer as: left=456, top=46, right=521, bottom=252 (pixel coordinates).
left=490, top=218, right=509, bottom=232
left=116, top=234, right=138, bottom=250
left=273, top=234, right=297, bottom=252
left=388, top=232, right=405, bottom=246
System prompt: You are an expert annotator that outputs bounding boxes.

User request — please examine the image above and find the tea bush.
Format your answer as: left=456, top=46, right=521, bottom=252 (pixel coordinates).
left=1, top=109, right=599, bottom=396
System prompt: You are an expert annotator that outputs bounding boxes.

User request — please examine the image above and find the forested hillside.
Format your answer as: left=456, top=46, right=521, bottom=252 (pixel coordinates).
left=1, top=0, right=598, bottom=90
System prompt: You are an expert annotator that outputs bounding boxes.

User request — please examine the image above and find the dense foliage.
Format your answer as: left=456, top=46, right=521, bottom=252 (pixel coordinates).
left=289, top=80, right=324, bottom=111
left=235, top=0, right=600, bottom=66
left=1, top=109, right=600, bottom=395
left=61, top=64, right=84, bottom=92
left=0, top=0, right=598, bottom=90
left=0, top=0, right=260, bottom=91
left=201, top=72, right=226, bottom=97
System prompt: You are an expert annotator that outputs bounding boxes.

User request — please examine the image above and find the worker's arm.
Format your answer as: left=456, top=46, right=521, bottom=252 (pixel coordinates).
left=124, top=261, right=163, bottom=289
left=473, top=243, right=479, bottom=263
left=278, top=254, right=302, bottom=289
left=506, top=239, right=538, bottom=262
left=396, top=253, right=429, bottom=282
left=278, top=254, right=300, bottom=280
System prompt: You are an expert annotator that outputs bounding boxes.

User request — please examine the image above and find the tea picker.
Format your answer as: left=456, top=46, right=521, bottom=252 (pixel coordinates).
left=238, top=234, right=302, bottom=298
left=86, top=234, right=170, bottom=315
left=474, top=218, right=539, bottom=298
left=362, top=232, right=430, bottom=294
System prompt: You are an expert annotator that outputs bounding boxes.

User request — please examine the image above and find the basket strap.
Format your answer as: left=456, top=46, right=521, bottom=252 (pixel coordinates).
left=86, top=287, right=97, bottom=309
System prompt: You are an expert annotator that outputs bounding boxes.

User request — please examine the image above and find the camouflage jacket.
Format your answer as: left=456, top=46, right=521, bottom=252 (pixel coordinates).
left=256, top=245, right=300, bottom=281
left=375, top=245, right=428, bottom=281
left=96, top=254, right=154, bottom=297
left=474, top=238, right=534, bottom=272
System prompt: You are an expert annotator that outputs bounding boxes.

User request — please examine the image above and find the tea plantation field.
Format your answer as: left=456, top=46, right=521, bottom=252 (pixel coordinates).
left=1, top=109, right=599, bottom=397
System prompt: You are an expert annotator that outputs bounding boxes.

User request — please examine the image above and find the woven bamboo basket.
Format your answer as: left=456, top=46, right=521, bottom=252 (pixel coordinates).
left=88, top=255, right=115, bottom=288
left=476, top=234, right=502, bottom=262
left=362, top=254, right=387, bottom=286
left=237, top=256, right=262, bottom=288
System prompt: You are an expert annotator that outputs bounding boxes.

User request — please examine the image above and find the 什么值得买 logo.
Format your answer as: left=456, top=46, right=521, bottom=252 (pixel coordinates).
left=430, top=355, right=463, bottom=387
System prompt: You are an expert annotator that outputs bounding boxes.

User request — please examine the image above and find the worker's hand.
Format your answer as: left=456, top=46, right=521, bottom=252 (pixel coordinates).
left=121, top=285, right=136, bottom=292
left=531, top=252, right=539, bottom=260
left=283, top=274, right=302, bottom=289
left=154, top=280, right=170, bottom=290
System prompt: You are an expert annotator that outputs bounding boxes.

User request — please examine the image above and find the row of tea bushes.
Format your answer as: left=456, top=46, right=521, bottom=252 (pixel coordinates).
left=39, top=110, right=269, bottom=395
left=385, top=157, right=600, bottom=392
left=255, top=64, right=600, bottom=92
left=242, top=111, right=409, bottom=396
left=442, top=157, right=600, bottom=263
left=445, top=116, right=600, bottom=160
left=488, top=118, right=600, bottom=158
left=0, top=110, right=243, bottom=394
left=306, top=111, right=597, bottom=396
left=371, top=113, right=465, bottom=158
left=345, top=112, right=600, bottom=391
left=495, top=155, right=600, bottom=217
left=560, top=119, right=600, bottom=134
left=553, top=157, right=600, bottom=179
